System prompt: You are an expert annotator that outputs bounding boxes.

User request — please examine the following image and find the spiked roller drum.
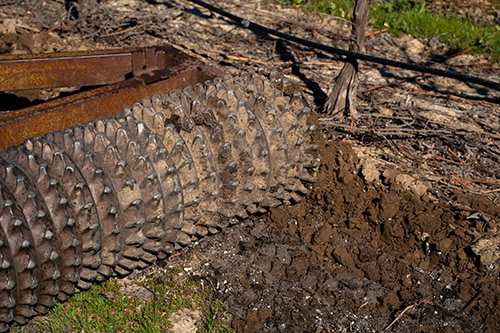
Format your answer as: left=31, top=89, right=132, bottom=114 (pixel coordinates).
left=0, top=70, right=321, bottom=330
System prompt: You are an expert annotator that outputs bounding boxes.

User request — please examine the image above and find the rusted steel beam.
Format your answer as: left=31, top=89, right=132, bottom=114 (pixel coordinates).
left=0, top=46, right=183, bottom=91
left=0, top=46, right=219, bottom=149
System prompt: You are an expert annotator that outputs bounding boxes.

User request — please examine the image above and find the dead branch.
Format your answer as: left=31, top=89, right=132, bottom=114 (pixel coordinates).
left=383, top=298, right=432, bottom=331
left=455, top=178, right=500, bottom=186
left=482, top=188, right=500, bottom=194
left=411, top=0, right=490, bottom=7
left=429, top=155, right=467, bottom=165
left=403, top=89, right=500, bottom=112
left=225, top=54, right=293, bottom=66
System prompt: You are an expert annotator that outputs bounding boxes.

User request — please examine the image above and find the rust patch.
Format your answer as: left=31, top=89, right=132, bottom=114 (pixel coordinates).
left=0, top=46, right=220, bottom=149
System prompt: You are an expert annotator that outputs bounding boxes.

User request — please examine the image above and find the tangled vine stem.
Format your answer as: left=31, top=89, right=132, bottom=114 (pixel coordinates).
left=0, top=70, right=322, bottom=330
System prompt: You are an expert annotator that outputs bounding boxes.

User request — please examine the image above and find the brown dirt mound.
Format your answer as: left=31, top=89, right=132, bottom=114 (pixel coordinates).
left=176, top=140, right=500, bottom=332
left=271, top=140, right=500, bottom=330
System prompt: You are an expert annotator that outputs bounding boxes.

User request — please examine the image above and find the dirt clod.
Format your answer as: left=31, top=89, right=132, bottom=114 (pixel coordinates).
left=175, top=140, right=500, bottom=331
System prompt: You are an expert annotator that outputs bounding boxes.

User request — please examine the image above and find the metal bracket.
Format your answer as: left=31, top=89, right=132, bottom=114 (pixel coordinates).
left=0, top=45, right=221, bottom=149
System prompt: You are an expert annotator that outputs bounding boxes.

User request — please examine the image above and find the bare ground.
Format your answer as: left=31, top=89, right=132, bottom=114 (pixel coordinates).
left=2, top=0, right=500, bottom=331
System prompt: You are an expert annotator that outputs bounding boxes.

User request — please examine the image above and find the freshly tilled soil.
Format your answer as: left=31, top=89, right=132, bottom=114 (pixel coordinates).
left=173, top=140, right=500, bottom=332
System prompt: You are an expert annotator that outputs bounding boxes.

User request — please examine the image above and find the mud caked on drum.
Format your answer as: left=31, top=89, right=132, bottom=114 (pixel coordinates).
left=0, top=70, right=321, bottom=330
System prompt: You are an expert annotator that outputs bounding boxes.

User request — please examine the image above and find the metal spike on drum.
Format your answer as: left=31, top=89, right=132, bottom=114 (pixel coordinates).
left=0, top=70, right=321, bottom=330
left=0, top=180, right=43, bottom=325
left=124, top=102, right=199, bottom=247
left=45, top=130, right=121, bottom=282
left=0, top=147, right=82, bottom=303
left=147, top=94, right=220, bottom=237
left=23, top=138, right=103, bottom=290
left=0, top=160, right=59, bottom=315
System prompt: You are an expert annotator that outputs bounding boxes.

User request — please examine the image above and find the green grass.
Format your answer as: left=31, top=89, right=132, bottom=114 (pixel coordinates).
left=200, top=299, right=235, bottom=333
left=11, top=270, right=233, bottom=332
left=274, top=0, right=500, bottom=62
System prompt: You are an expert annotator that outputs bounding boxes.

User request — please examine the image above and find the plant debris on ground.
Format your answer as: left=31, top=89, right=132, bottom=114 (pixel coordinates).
left=1, top=0, right=500, bottom=331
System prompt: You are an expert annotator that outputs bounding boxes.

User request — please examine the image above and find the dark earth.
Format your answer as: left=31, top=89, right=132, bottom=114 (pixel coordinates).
left=2, top=0, right=500, bottom=331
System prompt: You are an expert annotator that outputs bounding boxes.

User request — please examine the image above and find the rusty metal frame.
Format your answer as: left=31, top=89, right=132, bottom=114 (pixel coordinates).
left=0, top=45, right=220, bottom=149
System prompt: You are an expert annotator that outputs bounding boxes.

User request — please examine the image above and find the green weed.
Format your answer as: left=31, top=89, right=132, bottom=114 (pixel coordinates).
left=370, top=1, right=500, bottom=61
left=275, top=0, right=304, bottom=5
left=200, top=299, right=234, bottom=333
left=12, top=270, right=233, bottom=332
left=275, top=0, right=500, bottom=62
